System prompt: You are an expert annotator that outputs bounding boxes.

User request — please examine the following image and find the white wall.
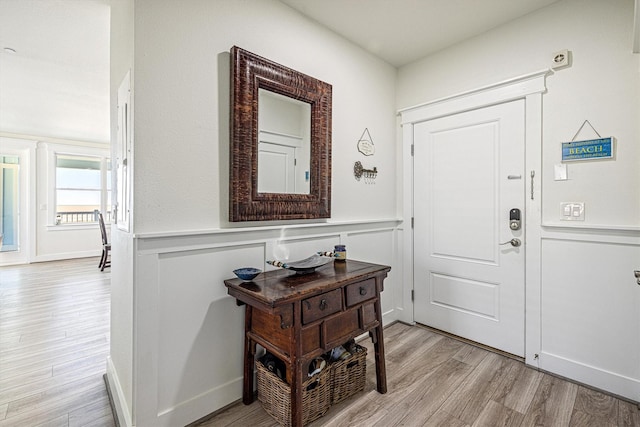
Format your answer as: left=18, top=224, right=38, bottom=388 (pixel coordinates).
left=132, top=0, right=397, bottom=234
left=0, top=0, right=111, bottom=265
left=108, top=1, right=639, bottom=425
left=0, top=135, right=110, bottom=266
left=108, top=0, right=136, bottom=425
left=398, top=0, right=639, bottom=229
left=36, top=141, right=110, bottom=260
left=107, top=1, right=401, bottom=426
left=398, top=0, right=640, bottom=402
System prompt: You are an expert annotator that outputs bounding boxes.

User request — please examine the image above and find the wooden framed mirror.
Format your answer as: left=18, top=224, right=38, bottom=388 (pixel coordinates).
left=229, top=46, right=332, bottom=222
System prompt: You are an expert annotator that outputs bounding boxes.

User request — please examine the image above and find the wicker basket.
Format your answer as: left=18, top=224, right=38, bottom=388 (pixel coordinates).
left=256, top=359, right=331, bottom=427
left=330, top=344, right=367, bottom=404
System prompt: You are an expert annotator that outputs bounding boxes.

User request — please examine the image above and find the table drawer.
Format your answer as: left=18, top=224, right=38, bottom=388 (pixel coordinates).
left=302, top=289, right=342, bottom=324
left=345, top=279, right=376, bottom=307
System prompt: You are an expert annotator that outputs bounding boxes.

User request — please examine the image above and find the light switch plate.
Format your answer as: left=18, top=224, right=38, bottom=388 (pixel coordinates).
left=560, top=202, right=584, bottom=221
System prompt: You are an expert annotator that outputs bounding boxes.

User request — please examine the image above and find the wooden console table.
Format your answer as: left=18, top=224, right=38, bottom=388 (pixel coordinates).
left=225, top=259, right=390, bottom=427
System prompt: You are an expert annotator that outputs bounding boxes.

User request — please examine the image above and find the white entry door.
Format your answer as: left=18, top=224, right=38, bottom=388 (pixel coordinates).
left=414, top=99, right=525, bottom=357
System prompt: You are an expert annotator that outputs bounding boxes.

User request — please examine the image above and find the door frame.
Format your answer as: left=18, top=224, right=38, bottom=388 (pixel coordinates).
left=0, top=137, right=37, bottom=266
left=398, top=70, right=551, bottom=367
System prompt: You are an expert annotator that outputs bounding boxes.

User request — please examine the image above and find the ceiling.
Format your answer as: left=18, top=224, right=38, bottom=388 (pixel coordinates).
left=0, top=0, right=111, bottom=143
left=0, top=0, right=563, bottom=143
left=278, top=0, right=561, bottom=67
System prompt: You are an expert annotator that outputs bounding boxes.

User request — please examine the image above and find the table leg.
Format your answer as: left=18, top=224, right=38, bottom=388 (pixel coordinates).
left=290, top=358, right=304, bottom=427
left=243, top=306, right=256, bottom=404
left=372, top=299, right=387, bottom=394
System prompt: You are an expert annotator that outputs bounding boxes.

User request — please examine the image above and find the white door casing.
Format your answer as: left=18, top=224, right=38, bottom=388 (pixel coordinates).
left=400, top=70, right=549, bottom=365
left=116, top=71, right=132, bottom=232
left=0, top=139, right=34, bottom=266
left=413, top=99, right=526, bottom=357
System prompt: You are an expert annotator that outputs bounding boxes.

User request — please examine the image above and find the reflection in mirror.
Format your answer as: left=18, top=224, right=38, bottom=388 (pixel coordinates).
left=258, top=89, right=311, bottom=194
left=229, top=46, right=332, bottom=222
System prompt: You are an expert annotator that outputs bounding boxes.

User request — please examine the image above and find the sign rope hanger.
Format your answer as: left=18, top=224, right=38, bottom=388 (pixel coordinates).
left=571, top=119, right=601, bottom=141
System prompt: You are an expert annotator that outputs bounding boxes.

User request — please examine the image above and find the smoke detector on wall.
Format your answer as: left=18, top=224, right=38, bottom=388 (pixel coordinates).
left=551, top=49, right=571, bottom=70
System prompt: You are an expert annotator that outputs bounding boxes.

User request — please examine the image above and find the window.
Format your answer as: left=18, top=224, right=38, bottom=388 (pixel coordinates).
left=55, top=154, right=111, bottom=225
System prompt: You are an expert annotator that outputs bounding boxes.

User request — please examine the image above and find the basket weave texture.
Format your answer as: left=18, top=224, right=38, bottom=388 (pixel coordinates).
left=256, top=360, right=331, bottom=427
left=329, top=344, right=367, bottom=404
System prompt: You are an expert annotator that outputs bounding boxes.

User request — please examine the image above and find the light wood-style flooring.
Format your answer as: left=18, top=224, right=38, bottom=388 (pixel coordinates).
left=1, top=259, right=638, bottom=427
left=200, top=327, right=640, bottom=426
left=0, top=258, right=114, bottom=427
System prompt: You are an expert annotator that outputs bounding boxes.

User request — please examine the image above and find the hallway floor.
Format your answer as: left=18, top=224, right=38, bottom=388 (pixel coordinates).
left=1, top=259, right=638, bottom=426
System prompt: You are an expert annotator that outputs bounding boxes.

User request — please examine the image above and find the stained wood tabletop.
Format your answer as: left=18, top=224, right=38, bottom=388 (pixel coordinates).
left=224, top=259, right=391, bottom=307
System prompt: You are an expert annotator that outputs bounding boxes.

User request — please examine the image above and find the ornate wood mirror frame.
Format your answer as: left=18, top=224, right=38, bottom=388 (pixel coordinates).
left=229, top=46, right=332, bottom=222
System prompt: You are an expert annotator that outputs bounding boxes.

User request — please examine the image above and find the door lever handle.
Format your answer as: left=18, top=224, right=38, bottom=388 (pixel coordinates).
left=634, top=270, right=640, bottom=285
left=500, top=238, right=521, bottom=247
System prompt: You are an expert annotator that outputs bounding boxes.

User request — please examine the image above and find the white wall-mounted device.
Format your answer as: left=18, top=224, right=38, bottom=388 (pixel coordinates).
left=551, top=49, right=571, bottom=70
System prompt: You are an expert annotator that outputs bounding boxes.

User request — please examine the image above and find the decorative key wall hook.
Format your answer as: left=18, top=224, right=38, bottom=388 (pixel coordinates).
left=354, top=161, right=377, bottom=183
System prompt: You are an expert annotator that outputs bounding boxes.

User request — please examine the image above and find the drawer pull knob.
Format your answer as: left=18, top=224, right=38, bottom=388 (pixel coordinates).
left=359, top=287, right=367, bottom=296
left=319, top=299, right=327, bottom=310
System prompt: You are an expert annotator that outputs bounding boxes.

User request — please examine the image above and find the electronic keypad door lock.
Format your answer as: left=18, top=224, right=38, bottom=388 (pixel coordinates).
left=509, top=208, right=521, bottom=230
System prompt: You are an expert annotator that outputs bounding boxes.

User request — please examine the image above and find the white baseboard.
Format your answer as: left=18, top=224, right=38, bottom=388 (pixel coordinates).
left=34, top=250, right=101, bottom=263
left=540, top=352, right=640, bottom=403
left=106, top=355, right=244, bottom=427
left=106, top=357, right=133, bottom=427
left=156, top=377, right=243, bottom=426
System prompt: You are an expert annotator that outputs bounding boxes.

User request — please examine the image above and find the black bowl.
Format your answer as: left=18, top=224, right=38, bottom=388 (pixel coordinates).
left=233, top=267, right=262, bottom=281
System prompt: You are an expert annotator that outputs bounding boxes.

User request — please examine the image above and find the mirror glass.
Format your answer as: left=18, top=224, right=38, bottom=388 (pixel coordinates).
left=258, top=89, right=311, bottom=195
left=229, top=46, right=332, bottom=222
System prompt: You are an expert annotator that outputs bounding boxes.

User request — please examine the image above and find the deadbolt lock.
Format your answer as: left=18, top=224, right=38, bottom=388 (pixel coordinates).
left=509, top=208, right=521, bottom=230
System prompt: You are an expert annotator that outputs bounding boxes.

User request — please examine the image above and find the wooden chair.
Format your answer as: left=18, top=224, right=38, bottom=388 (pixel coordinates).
left=97, top=211, right=111, bottom=271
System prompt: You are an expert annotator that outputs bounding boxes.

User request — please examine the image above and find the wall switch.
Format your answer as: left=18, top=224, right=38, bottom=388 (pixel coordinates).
left=560, top=202, right=584, bottom=221
left=554, top=164, right=567, bottom=181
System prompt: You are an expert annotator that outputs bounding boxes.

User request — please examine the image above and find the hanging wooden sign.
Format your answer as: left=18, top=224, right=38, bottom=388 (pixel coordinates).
left=357, top=128, right=375, bottom=156
left=561, top=137, right=614, bottom=162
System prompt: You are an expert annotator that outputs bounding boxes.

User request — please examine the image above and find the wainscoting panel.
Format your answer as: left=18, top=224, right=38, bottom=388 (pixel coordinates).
left=540, top=233, right=640, bottom=402
left=117, top=220, right=401, bottom=427
left=156, top=244, right=264, bottom=418
left=346, top=228, right=397, bottom=323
